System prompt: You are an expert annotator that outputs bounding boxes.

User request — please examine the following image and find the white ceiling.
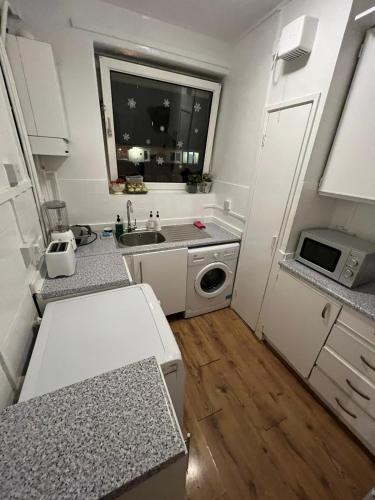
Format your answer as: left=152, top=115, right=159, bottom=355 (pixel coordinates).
left=100, top=0, right=282, bottom=42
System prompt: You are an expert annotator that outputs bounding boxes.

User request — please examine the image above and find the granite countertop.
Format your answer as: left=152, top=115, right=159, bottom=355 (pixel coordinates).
left=118, top=222, right=241, bottom=255
left=280, top=259, right=375, bottom=321
left=41, top=252, right=130, bottom=300
left=0, top=357, right=186, bottom=500
left=75, top=234, right=117, bottom=257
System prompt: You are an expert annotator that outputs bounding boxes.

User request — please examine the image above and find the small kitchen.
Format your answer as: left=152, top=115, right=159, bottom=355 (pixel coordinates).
left=0, top=0, right=375, bottom=499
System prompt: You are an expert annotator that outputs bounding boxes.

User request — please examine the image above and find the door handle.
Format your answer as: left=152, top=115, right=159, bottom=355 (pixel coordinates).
left=107, top=117, right=113, bottom=137
left=139, top=260, right=143, bottom=283
left=270, top=234, right=278, bottom=255
left=321, top=303, right=330, bottom=319
left=360, top=355, right=375, bottom=371
left=345, top=379, right=370, bottom=400
left=335, top=398, right=357, bottom=419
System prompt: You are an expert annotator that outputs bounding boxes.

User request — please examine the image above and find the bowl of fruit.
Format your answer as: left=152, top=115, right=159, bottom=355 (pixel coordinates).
left=110, top=178, right=126, bottom=194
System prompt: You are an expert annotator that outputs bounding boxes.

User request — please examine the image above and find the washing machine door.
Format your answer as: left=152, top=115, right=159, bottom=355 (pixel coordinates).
left=194, top=262, right=233, bottom=298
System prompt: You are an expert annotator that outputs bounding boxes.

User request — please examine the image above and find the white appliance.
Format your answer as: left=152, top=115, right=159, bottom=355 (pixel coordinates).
left=277, top=15, right=318, bottom=61
left=185, top=242, right=240, bottom=318
left=45, top=240, right=76, bottom=278
left=20, top=284, right=185, bottom=424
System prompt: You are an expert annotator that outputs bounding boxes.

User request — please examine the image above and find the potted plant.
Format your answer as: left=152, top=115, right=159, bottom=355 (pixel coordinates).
left=198, top=173, right=213, bottom=193
left=186, top=174, right=201, bottom=193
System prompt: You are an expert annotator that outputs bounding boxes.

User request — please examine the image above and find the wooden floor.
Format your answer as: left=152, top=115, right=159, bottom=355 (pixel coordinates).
left=169, top=308, right=375, bottom=500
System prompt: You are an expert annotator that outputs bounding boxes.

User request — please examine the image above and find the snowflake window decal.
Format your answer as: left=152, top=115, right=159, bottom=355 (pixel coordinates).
left=163, top=98, right=170, bottom=108
left=194, top=128, right=199, bottom=134
left=194, top=102, right=201, bottom=113
left=123, top=132, right=130, bottom=142
left=146, top=139, right=151, bottom=145
left=177, top=140, right=184, bottom=149
left=127, top=98, right=136, bottom=109
left=156, top=156, right=164, bottom=166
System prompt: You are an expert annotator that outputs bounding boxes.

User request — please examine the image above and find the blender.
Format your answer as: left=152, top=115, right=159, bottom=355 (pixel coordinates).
left=43, top=200, right=77, bottom=250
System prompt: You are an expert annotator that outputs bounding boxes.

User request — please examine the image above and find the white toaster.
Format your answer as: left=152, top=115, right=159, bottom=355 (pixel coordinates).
left=45, top=240, right=76, bottom=278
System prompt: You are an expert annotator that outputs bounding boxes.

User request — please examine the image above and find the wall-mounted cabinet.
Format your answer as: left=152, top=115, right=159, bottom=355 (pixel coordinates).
left=319, top=28, right=375, bottom=203
left=6, top=35, right=69, bottom=157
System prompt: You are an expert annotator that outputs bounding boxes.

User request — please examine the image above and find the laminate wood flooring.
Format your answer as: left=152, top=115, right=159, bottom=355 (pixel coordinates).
left=169, top=308, right=375, bottom=500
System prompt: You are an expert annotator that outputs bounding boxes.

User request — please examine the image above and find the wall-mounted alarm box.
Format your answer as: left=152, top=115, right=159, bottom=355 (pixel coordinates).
left=278, top=15, right=318, bottom=61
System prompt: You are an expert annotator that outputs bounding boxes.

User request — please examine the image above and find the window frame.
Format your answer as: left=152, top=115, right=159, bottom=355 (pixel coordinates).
left=99, top=56, right=221, bottom=191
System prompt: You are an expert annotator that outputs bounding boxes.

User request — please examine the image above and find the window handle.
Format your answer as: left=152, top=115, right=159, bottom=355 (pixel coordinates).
left=107, top=117, right=113, bottom=137
left=345, top=378, right=370, bottom=400
left=335, top=398, right=357, bottom=419
left=360, top=355, right=375, bottom=371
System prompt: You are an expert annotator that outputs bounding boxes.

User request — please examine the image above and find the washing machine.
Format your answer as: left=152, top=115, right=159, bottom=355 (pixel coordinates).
left=185, top=242, right=240, bottom=318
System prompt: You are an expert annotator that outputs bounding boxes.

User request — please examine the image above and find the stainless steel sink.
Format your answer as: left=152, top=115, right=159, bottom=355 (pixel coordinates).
left=118, top=231, right=166, bottom=247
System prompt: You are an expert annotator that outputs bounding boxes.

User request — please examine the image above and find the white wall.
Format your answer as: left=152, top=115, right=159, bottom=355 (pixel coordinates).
left=210, top=11, right=280, bottom=231
left=14, top=0, right=230, bottom=227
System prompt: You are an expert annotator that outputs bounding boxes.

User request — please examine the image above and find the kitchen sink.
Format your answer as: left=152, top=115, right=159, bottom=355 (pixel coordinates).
left=118, top=231, right=166, bottom=247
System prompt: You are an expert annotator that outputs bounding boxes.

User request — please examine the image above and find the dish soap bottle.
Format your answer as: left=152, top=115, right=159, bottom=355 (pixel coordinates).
left=155, top=211, right=162, bottom=231
left=147, top=211, right=155, bottom=230
left=115, top=214, right=123, bottom=239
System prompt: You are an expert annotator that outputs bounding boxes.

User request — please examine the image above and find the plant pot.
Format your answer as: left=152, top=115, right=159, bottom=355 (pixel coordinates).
left=186, top=184, right=198, bottom=193
left=198, top=181, right=212, bottom=193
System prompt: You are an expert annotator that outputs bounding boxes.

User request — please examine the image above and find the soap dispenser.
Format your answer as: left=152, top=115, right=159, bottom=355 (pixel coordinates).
left=147, top=211, right=155, bottom=230
left=155, top=211, right=162, bottom=231
left=115, top=214, right=123, bottom=239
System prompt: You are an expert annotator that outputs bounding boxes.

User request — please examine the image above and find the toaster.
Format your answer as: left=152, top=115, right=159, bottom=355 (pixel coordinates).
left=45, top=241, right=76, bottom=278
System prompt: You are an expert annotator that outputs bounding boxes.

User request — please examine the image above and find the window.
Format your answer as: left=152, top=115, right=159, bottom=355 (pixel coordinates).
left=99, top=57, right=221, bottom=189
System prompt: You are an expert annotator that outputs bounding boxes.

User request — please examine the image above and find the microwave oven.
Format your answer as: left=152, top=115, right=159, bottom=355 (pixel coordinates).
left=295, top=229, right=375, bottom=288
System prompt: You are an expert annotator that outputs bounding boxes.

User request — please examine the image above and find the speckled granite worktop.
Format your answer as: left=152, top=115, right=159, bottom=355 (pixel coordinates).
left=280, top=259, right=375, bottom=321
left=0, top=357, right=186, bottom=500
left=118, top=222, right=241, bottom=255
left=41, top=252, right=130, bottom=300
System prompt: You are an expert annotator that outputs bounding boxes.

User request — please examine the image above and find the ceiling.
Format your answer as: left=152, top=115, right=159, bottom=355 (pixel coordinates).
left=100, top=0, right=282, bottom=42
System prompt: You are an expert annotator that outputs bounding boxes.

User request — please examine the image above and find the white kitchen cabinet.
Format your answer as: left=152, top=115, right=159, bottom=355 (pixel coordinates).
left=132, top=248, right=188, bottom=316
left=263, top=269, right=341, bottom=378
left=319, top=28, right=375, bottom=203
left=6, top=35, right=69, bottom=156
left=232, top=100, right=313, bottom=331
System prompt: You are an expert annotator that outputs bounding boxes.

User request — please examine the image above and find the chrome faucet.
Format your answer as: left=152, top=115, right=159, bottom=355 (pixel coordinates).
left=126, top=200, right=137, bottom=232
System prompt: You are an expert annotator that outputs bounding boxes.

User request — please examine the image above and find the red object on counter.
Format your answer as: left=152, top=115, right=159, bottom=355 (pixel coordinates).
left=194, top=220, right=206, bottom=229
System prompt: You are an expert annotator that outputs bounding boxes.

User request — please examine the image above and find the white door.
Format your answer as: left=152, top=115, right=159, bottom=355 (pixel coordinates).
left=232, top=102, right=312, bottom=330
left=133, top=248, right=188, bottom=316
left=0, top=55, right=43, bottom=406
left=263, top=270, right=340, bottom=378
left=319, top=29, right=375, bottom=203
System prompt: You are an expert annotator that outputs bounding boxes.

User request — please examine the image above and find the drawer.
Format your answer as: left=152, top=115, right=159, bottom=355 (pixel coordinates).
left=327, top=324, right=375, bottom=384
left=309, top=366, right=375, bottom=454
left=316, top=346, right=375, bottom=418
left=337, top=307, right=375, bottom=347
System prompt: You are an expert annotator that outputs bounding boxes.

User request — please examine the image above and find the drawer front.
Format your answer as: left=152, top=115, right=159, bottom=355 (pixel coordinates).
left=310, top=367, right=375, bottom=454
left=327, top=324, right=375, bottom=384
left=316, top=346, right=375, bottom=418
left=337, top=307, right=375, bottom=347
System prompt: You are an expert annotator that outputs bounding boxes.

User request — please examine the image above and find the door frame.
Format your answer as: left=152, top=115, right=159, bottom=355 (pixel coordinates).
left=235, top=93, right=321, bottom=338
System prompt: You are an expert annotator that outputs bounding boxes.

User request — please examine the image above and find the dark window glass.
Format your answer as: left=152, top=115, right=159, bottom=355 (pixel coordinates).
left=200, top=268, right=226, bottom=293
left=110, top=71, right=213, bottom=183
left=300, top=238, right=341, bottom=272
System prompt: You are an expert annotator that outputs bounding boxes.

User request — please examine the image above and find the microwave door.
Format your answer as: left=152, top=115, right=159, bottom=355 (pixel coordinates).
left=296, top=236, right=350, bottom=280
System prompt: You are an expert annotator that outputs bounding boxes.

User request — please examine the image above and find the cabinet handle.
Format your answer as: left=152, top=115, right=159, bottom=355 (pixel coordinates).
left=360, top=355, right=375, bottom=372
left=107, top=117, right=113, bottom=137
left=335, top=398, right=357, bottom=419
left=270, top=235, right=278, bottom=255
left=321, top=303, right=330, bottom=319
left=139, top=260, right=143, bottom=283
left=345, top=379, right=370, bottom=400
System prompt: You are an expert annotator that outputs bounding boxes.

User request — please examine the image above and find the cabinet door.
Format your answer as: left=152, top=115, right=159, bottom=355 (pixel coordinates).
left=319, top=28, right=375, bottom=202
left=133, top=248, right=187, bottom=316
left=263, top=270, right=341, bottom=378
left=232, top=101, right=313, bottom=330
